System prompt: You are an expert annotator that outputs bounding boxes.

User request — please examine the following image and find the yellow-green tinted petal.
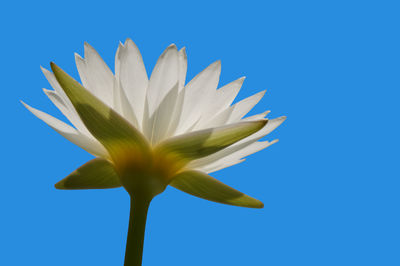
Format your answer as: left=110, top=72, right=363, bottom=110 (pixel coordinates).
left=50, top=63, right=150, bottom=161
left=155, top=120, right=267, bottom=163
left=55, top=158, right=121, bottom=190
left=170, top=170, right=263, bottom=208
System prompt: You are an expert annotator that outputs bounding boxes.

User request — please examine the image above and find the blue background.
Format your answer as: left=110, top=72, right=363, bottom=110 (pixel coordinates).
left=1, top=0, right=399, bottom=265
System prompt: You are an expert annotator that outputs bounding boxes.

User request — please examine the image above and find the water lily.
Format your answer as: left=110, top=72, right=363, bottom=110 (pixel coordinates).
left=22, top=39, right=286, bottom=266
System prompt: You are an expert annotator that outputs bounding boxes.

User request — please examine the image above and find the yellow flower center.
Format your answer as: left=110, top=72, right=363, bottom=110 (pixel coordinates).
left=110, top=147, right=188, bottom=197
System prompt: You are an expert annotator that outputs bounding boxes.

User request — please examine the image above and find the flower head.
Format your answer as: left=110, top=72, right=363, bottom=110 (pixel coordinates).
left=22, top=39, right=285, bottom=207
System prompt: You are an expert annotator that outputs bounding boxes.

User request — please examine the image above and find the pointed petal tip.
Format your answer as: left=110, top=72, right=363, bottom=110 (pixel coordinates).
left=256, top=201, right=265, bottom=209
left=83, top=42, right=98, bottom=56
left=54, top=180, right=65, bottom=189
left=40, top=65, right=52, bottom=75
left=170, top=170, right=265, bottom=209
left=257, top=119, right=269, bottom=127
left=83, top=41, right=91, bottom=47
left=158, top=43, right=178, bottom=59
left=124, top=38, right=139, bottom=49
left=54, top=178, right=70, bottom=190
left=74, top=52, right=84, bottom=60
left=168, top=43, right=177, bottom=49
left=271, top=139, right=279, bottom=144
left=20, top=101, right=41, bottom=116
left=20, top=100, right=33, bottom=110
left=254, top=110, right=271, bottom=119
left=42, top=88, right=52, bottom=94
left=50, top=62, right=58, bottom=73
left=162, top=43, right=177, bottom=53
left=20, top=100, right=40, bottom=115
left=115, top=43, right=124, bottom=60
left=179, top=47, right=187, bottom=58
left=206, top=60, right=221, bottom=71
left=83, top=41, right=93, bottom=52
left=244, top=198, right=264, bottom=209
left=21, top=101, right=39, bottom=116
left=50, top=62, right=64, bottom=75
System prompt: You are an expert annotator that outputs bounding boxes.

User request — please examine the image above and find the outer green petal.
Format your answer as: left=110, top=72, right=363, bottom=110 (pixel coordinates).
left=155, top=120, right=267, bottom=163
left=50, top=63, right=150, bottom=160
left=55, top=158, right=121, bottom=190
left=170, top=170, right=264, bottom=208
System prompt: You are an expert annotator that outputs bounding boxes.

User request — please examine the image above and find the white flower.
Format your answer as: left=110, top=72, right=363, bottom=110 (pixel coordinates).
left=22, top=39, right=285, bottom=208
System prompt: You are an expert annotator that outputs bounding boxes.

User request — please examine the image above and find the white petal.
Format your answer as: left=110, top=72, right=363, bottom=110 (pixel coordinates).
left=194, top=140, right=278, bottom=173
left=188, top=116, right=286, bottom=170
left=244, top=116, right=286, bottom=141
left=111, top=75, right=123, bottom=115
left=113, top=78, right=139, bottom=128
left=194, top=77, right=244, bottom=130
left=43, top=89, right=68, bottom=114
left=161, top=48, right=188, bottom=138
left=227, top=90, right=266, bottom=123
left=214, top=77, right=244, bottom=112
left=194, top=107, right=233, bottom=130
left=192, top=77, right=246, bottom=131
left=75, top=43, right=114, bottom=107
left=175, top=61, right=221, bottom=135
left=200, top=159, right=246, bottom=173
left=115, top=39, right=148, bottom=128
left=220, top=116, right=285, bottom=151
left=146, top=44, right=179, bottom=117
left=145, top=83, right=179, bottom=145
left=43, top=89, right=89, bottom=135
left=74, top=54, right=89, bottom=89
left=21, top=101, right=108, bottom=157
left=41, top=67, right=91, bottom=136
left=41, top=66, right=69, bottom=103
left=163, top=89, right=185, bottom=138
left=242, top=110, right=271, bottom=121
left=178, top=47, right=187, bottom=91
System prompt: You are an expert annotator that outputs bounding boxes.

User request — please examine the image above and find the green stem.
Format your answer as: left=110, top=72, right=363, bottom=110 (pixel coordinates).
left=124, top=195, right=152, bottom=266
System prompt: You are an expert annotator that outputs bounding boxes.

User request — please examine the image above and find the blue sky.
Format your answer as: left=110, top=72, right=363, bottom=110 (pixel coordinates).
left=2, top=0, right=399, bottom=265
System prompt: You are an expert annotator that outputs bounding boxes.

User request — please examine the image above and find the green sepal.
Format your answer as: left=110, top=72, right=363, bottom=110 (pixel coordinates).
left=55, top=158, right=121, bottom=190
left=170, top=170, right=264, bottom=208
left=50, top=63, right=150, bottom=161
left=155, top=120, right=267, bottom=163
